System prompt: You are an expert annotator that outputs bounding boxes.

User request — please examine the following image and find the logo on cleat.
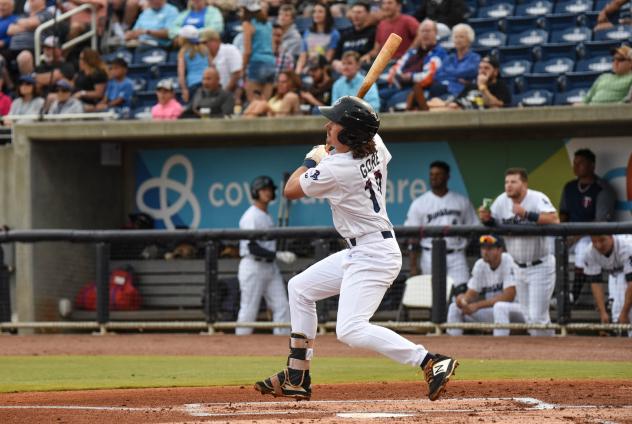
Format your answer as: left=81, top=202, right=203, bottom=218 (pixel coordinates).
left=432, top=359, right=451, bottom=375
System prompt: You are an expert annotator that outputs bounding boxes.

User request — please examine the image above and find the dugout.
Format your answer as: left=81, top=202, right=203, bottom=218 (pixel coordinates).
left=0, top=105, right=631, bottom=324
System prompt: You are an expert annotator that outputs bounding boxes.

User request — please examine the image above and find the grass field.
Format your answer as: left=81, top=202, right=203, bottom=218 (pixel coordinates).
left=2, top=356, right=631, bottom=393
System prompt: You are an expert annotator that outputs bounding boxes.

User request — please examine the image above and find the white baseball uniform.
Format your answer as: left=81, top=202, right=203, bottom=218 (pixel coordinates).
left=584, top=235, right=632, bottom=337
left=447, top=252, right=524, bottom=336
left=237, top=205, right=290, bottom=336
left=289, top=134, right=428, bottom=367
left=405, top=190, right=478, bottom=285
left=490, top=189, right=557, bottom=336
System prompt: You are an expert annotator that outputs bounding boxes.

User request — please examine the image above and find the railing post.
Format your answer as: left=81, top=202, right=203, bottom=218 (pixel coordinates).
left=555, top=236, right=570, bottom=325
left=0, top=245, right=10, bottom=323
left=204, top=241, right=219, bottom=332
left=431, top=238, right=448, bottom=327
left=95, top=242, right=110, bottom=333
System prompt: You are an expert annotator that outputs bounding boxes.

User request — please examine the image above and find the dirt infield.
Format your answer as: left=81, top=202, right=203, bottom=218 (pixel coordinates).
left=0, top=335, right=631, bottom=423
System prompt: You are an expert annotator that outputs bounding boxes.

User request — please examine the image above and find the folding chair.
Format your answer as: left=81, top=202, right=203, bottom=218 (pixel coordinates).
left=396, top=275, right=454, bottom=321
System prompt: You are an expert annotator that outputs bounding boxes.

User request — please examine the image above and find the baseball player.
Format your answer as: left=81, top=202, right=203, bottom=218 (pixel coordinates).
left=479, top=168, right=560, bottom=336
left=584, top=234, right=632, bottom=336
left=447, top=234, right=524, bottom=337
left=254, top=96, right=458, bottom=402
left=237, top=176, right=297, bottom=336
left=404, top=161, right=478, bottom=293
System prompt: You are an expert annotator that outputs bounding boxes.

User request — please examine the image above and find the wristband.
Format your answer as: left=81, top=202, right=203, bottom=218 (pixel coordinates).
left=526, top=211, right=540, bottom=222
left=303, top=159, right=317, bottom=169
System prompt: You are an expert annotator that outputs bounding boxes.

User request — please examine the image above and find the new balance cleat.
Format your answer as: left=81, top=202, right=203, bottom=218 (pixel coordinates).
left=423, top=354, right=458, bottom=401
left=254, top=368, right=311, bottom=400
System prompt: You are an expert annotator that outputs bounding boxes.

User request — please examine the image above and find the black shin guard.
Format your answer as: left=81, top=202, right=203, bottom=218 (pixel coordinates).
left=286, top=333, right=313, bottom=387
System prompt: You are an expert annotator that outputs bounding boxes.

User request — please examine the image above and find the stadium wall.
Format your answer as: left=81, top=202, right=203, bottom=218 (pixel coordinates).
left=1, top=105, right=631, bottom=322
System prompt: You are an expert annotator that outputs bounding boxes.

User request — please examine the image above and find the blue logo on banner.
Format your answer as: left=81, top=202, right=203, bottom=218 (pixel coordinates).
left=135, top=143, right=469, bottom=229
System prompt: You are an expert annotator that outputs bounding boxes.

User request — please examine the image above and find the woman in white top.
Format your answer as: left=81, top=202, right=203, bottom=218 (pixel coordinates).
left=4, top=75, right=44, bottom=126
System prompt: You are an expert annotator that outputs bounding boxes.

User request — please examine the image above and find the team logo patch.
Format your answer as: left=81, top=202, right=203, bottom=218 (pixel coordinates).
left=310, top=170, right=320, bottom=181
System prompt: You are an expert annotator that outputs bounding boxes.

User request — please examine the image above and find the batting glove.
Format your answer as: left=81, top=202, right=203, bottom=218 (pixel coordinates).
left=275, top=251, right=297, bottom=264
left=305, top=145, right=328, bottom=164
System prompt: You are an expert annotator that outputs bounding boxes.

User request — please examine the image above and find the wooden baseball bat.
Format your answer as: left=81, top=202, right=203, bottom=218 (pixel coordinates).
left=356, top=33, right=402, bottom=99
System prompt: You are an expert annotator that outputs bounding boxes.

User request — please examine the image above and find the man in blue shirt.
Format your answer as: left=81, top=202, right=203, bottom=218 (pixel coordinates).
left=96, top=58, right=134, bottom=116
left=331, top=50, right=380, bottom=111
left=0, top=0, right=17, bottom=52
left=124, top=0, right=178, bottom=48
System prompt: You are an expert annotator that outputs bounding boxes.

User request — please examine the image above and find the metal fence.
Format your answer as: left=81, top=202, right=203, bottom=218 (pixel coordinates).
left=1, top=223, right=632, bottom=335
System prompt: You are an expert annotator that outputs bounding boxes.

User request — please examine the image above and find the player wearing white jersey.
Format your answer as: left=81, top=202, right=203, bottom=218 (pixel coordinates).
left=479, top=168, right=560, bottom=336
left=236, top=176, right=297, bottom=336
left=447, top=234, right=524, bottom=336
left=254, top=96, right=458, bottom=402
left=405, top=161, right=478, bottom=289
left=584, top=235, right=632, bottom=337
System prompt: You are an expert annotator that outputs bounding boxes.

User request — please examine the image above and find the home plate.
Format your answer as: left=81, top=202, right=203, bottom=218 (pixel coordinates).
left=337, top=412, right=415, bottom=418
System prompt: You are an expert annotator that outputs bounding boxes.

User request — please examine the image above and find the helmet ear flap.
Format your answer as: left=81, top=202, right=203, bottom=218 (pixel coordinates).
left=337, top=128, right=350, bottom=145
left=251, top=186, right=259, bottom=200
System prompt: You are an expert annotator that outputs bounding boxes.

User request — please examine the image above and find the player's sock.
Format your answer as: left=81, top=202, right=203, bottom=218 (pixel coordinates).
left=421, top=353, right=435, bottom=368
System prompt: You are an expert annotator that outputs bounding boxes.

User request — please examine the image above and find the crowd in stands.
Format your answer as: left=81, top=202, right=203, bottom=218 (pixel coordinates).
left=0, top=0, right=629, bottom=123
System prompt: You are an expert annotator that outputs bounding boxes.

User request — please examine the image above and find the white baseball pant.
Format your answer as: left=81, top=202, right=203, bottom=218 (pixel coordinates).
left=514, top=254, right=556, bottom=336
left=492, top=301, right=525, bottom=336
left=447, top=301, right=524, bottom=336
left=610, top=273, right=632, bottom=337
left=421, top=249, right=470, bottom=285
left=236, top=257, right=290, bottom=336
left=570, top=236, right=591, bottom=269
left=288, top=237, right=428, bottom=367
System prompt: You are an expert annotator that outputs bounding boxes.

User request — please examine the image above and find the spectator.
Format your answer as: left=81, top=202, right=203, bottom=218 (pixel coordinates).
left=47, top=79, right=84, bottom=114
left=584, top=234, right=632, bottom=335
left=169, top=0, right=224, bottom=42
left=361, top=0, right=419, bottom=63
left=582, top=45, right=632, bottom=105
left=428, top=55, right=510, bottom=110
left=177, top=25, right=208, bottom=103
left=151, top=78, right=183, bottom=120
left=276, top=4, right=302, bottom=58
left=299, top=54, right=333, bottom=111
left=404, top=160, right=478, bottom=292
left=61, top=0, right=107, bottom=40
left=0, top=76, right=10, bottom=115
left=200, top=29, right=242, bottom=93
left=331, top=50, right=380, bottom=111
left=95, top=57, right=134, bottom=115
left=447, top=235, right=524, bottom=337
left=240, top=0, right=275, bottom=102
left=123, top=0, right=178, bottom=49
left=295, top=2, right=340, bottom=74
left=432, top=23, right=479, bottom=97
left=7, top=0, right=54, bottom=76
left=414, top=0, right=468, bottom=29
left=243, top=70, right=301, bottom=117
left=34, top=36, right=75, bottom=94
left=189, top=67, right=234, bottom=117
left=382, top=18, right=447, bottom=111
left=272, top=23, right=295, bottom=80
left=0, top=0, right=17, bottom=64
left=332, top=1, right=376, bottom=73
left=4, top=74, right=43, bottom=125
left=479, top=168, right=560, bottom=337
left=110, top=0, right=141, bottom=33
left=594, top=0, right=631, bottom=31
left=73, top=47, right=107, bottom=111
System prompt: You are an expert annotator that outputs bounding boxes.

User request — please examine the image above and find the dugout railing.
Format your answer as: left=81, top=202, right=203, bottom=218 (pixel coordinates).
left=0, top=223, right=631, bottom=336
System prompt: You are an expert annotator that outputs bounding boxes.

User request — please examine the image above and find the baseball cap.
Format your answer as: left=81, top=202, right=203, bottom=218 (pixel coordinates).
left=179, top=24, right=199, bottom=42
left=307, top=54, right=328, bottom=70
left=481, top=55, right=500, bottom=69
left=611, top=44, right=632, bottom=59
left=43, top=35, right=59, bottom=48
left=19, top=74, right=35, bottom=85
left=239, top=0, right=261, bottom=12
left=156, top=78, right=175, bottom=91
left=108, top=57, right=129, bottom=68
left=55, top=79, right=73, bottom=91
left=479, top=234, right=504, bottom=248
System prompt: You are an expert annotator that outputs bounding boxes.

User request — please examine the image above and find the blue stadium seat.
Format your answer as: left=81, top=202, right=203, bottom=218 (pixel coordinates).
left=513, top=89, right=554, bottom=106
left=593, top=25, right=632, bottom=41
left=134, top=91, right=156, bottom=108
left=478, top=0, right=514, bottom=7
left=533, top=57, right=575, bottom=74
left=593, top=0, right=610, bottom=11
left=537, top=42, right=579, bottom=61
left=468, top=17, right=501, bottom=34
left=222, top=19, right=242, bottom=44
left=167, top=49, right=179, bottom=65
left=523, top=72, right=562, bottom=91
left=474, top=31, right=507, bottom=48
left=134, top=48, right=168, bottom=65
left=564, top=71, right=601, bottom=90
left=334, top=17, right=351, bottom=30
left=500, top=59, right=533, bottom=77
left=499, top=44, right=535, bottom=62
left=515, top=0, right=553, bottom=17
left=543, top=13, right=581, bottom=31
left=158, top=63, right=177, bottom=78
left=582, top=40, right=621, bottom=58
left=103, top=48, right=133, bottom=65
left=554, top=0, right=592, bottom=14
left=505, top=16, right=544, bottom=35
left=127, top=64, right=152, bottom=79
left=508, top=29, right=549, bottom=46
left=132, top=77, right=147, bottom=92
left=550, top=26, right=592, bottom=43
left=575, top=55, right=612, bottom=72
left=554, top=88, right=589, bottom=104
left=477, top=2, right=514, bottom=18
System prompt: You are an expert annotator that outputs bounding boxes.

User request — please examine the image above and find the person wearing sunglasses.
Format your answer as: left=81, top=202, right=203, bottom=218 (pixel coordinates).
left=47, top=79, right=84, bottom=115
left=447, top=234, right=524, bottom=336
left=582, top=44, right=632, bottom=105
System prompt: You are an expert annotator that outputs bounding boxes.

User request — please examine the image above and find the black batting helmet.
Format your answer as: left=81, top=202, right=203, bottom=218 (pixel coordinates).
left=318, top=96, right=379, bottom=147
left=250, top=175, right=277, bottom=200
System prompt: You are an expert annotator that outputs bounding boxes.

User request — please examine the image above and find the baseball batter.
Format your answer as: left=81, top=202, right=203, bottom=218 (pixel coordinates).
left=584, top=234, right=632, bottom=336
left=447, top=234, right=524, bottom=336
left=254, top=96, right=458, bottom=402
left=237, top=176, right=297, bottom=336
left=404, top=161, right=478, bottom=290
left=479, top=168, right=560, bottom=336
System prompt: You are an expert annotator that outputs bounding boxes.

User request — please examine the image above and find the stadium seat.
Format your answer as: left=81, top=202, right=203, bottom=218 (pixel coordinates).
left=554, top=0, right=592, bottom=14
left=533, top=57, right=575, bottom=74
left=468, top=17, right=501, bottom=34
left=158, top=63, right=177, bottom=78
left=127, top=64, right=152, bottom=79
left=513, top=89, right=554, bottom=106
left=477, top=2, right=514, bottom=19
left=135, top=91, right=157, bottom=108
left=550, top=26, right=592, bottom=43
left=500, top=59, right=533, bottom=77
left=132, top=77, right=147, bottom=92
left=593, top=25, right=632, bottom=41
left=499, top=44, right=535, bottom=62
left=554, top=88, right=588, bottom=105
left=505, top=15, right=544, bottom=35
left=474, top=31, right=507, bottom=48
left=515, top=0, right=553, bottom=17
left=508, top=29, right=549, bottom=46
left=582, top=40, right=621, bottom=58
left=593, top=0, right=610, bottom=12
left=334, top=17, right=351, bottom=30
left=134, top=48, right=168, bottom=65
left=564, top=71, right=601, bottom=90
left=523, top=72, right=562, bottom=91
left=575, top=55, right=613, bottom=72
left=544, top=12, right=581, bottom=31
left=536, top=42, right=579, bottom=61
left=103, top=48, right=133, bottom=65
left=133, top=106, right=153, bottom=119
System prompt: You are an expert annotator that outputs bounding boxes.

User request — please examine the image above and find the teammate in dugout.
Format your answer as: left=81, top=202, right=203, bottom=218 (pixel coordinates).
left=447, top=234, right=525, bottom=336
left=404, top=160, right=478, bottom=293
left=254, top=96, right=458, bottom=401
left=584, top=234, right=632, bottom=337
left=479, top=168, right=560, bottom=336
left=236, top=176, right=297, bottom=336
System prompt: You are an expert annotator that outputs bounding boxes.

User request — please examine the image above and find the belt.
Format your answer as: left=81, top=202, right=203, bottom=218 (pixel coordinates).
left=423, top=247, right=463, bottom=254
left=516, top=259, right=543, bottom=268
left=252, top=256, right=274, bottom=263
left=346, top=230, right=393, bottom=248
